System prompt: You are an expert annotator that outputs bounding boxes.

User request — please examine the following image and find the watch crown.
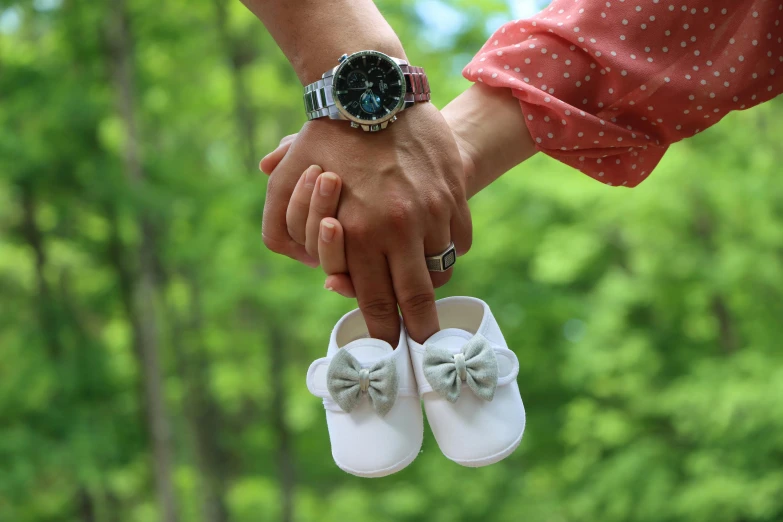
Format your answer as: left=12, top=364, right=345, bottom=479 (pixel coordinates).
left=338, top=53, right=349, bottom=63
left=390, top=115, right=398, bottom=123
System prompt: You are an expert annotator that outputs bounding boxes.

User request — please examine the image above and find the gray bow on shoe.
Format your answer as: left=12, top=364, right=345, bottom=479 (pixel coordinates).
left=326, top=348, right=399, bottom=417
left=423, top=334, right=498, bottom=403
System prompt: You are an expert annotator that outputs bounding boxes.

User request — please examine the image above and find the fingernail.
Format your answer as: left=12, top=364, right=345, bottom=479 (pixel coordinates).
left=324, top=283, right=334, bottom=291
left=259, top=155, right=273, bottom=174
left=319, top=173, right=337, bottom=196
left=320, top=221, right=336, bottom=242
left=305, top=165, right=322, bottom=187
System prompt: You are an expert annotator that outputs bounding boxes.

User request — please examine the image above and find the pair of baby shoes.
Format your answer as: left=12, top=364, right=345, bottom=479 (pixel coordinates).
left=305, top=296, right=526, bottom=477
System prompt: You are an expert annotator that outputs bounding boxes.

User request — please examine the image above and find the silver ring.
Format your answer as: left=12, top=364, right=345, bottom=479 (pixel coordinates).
left=425, top=242, right=456, bottom=272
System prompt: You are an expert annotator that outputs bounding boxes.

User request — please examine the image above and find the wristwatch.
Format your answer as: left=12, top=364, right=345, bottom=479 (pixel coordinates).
left=303, top=50, right=431, bottom=132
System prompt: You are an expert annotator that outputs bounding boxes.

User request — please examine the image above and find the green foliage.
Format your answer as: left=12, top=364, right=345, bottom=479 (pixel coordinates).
left=1, top=1, right=782, bottom=522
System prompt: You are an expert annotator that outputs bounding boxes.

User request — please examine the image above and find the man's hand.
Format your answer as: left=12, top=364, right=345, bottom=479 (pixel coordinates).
left=261, top=103, right=472, bottom=345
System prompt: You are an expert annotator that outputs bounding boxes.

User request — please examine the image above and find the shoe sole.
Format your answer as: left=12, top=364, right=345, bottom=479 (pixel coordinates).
left=333, top=441, right=422, bottom=478
left=442, top=427, right=525, bottom=468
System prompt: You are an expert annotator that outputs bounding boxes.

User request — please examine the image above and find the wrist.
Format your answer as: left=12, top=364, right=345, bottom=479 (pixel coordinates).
left=296, top=34, right=406, bottom=85
left=442, top=84, right=536, bottom=199
left=449, top=123, right=480, bottom=200
left=242, top=0, right=406, bottom=85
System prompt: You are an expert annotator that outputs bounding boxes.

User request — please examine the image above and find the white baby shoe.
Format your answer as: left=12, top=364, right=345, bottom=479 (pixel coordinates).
left=408, top=296, right=526, bottom=467
left=306, top=309, right=423, bottom=477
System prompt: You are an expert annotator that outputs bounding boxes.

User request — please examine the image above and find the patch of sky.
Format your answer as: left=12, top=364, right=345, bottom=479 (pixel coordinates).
left=415, top=0, right=469, bottom=50
left=0, top=7, right=21, bottom=34
left=509, top=0, right=549, bottom=20
left=34, top=0, right=63, bottom=11
left=417, top=0, right=548, bottom=46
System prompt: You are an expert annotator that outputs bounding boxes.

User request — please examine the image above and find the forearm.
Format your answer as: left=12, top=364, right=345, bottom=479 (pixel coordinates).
left=240, top=0, right=405, bottom=85
left=442, top=84, right=536, bottom=199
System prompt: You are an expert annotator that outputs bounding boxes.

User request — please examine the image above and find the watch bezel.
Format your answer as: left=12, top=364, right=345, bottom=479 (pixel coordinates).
left=331, top=50, right=406, bottom=126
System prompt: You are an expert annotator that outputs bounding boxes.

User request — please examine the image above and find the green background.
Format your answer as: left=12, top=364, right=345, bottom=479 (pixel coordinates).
left=1, top=1, right=782, bottom=521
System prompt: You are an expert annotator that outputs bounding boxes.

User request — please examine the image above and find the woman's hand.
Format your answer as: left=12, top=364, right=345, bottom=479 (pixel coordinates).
left=319, top=217, right=357, bottom=299
left=264, top=161, right=357, bottom=297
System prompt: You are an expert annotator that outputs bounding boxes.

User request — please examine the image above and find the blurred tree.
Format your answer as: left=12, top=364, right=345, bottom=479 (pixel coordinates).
left=105, top=1, right=179, bottom=520
left=0, top=1, right=781, bottom=522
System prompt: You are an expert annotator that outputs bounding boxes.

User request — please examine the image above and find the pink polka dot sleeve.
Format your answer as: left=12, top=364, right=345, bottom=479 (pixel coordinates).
left=463, top=0, right=783, bottom=187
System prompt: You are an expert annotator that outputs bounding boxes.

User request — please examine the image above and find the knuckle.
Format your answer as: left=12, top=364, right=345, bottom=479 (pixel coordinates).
left=287, top=191, right=311, bottom=219
left=305, top=226, right=320, bottom=255
left=261, top=232, right=286, bottom=254
left=343, top=218, right=372, bottom=240
left=289, top=195, right=311, bottom=216
left=286, top=211, right=306, bottom=241
left=431, top=270, right=453, bottom=289
left=285, top=198, right=309, bottom=219
left=287, top=225, right=304, bottom=244
left=400, top=291, right=436, bottom=317
left=456, top=236, right=472, bottom=256
left=385, top=197, right=416, bottom=232
left=361, top=298, right=399, bottom=322
left=424, top=192, right=450, bottom=221
left=455, top=209, right=473, bottom=256
left=311, top=198, right=333, bottom=217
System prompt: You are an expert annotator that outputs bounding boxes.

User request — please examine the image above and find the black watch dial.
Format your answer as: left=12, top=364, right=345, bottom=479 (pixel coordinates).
left=333, top=52, right=405, bottom=122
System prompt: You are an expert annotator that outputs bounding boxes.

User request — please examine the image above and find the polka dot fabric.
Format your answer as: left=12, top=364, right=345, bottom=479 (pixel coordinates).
left=463, top=0, right=783, bottom=187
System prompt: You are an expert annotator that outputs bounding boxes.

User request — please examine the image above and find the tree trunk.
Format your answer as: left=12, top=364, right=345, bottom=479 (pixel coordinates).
left=269, top=326, right=295, bottom=522
left=213, top=2, right=295, bottom=519
left=76, top=488, right=97, bottom=522
left=105, top=2, right=179, bottom=521
left=693, top=201, right=740, bottom=355
left=170, top=278, right=229, bottom=522
left=213, top=0, right=259, bottom=169
left=19, top=181, right=62, bottom=360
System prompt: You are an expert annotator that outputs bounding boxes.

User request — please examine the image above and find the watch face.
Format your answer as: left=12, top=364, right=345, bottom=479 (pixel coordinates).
left=333, top=51, right=405, bottom=124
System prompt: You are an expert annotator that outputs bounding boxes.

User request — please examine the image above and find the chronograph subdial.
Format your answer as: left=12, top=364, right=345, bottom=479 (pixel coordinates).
left=347, top=70, right=369, bottom=90
left=368, top=67, right=388, bottom=95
